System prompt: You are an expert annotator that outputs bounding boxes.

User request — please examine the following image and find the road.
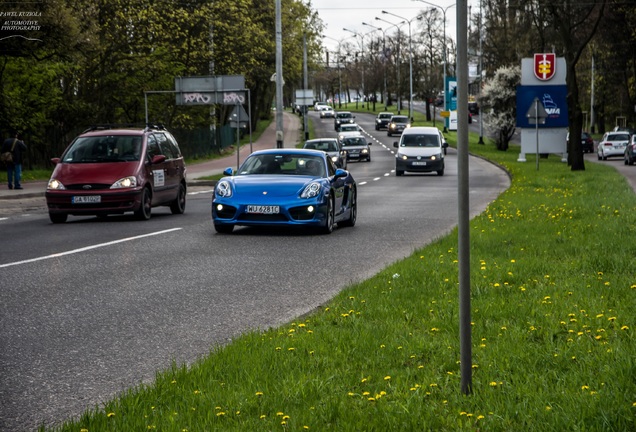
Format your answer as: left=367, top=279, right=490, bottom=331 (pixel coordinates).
left=0, top=111, right=510, bottom=431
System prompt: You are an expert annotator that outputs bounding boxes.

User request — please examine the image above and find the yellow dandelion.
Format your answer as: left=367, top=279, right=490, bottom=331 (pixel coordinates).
left=510, top=259, right=516, bottom=263
left=255, top=391, right=263, bottom=396
left=477, top=415, right=485, bottom=420
left=304, top=427, right=310, bottom=430
left=260, top=414, right=267, bottom=419
left=348, top=392, right=355, bottom=396
left=288, top=347, right=295, bottom=351
left=621, top=325, right=629, bottom=330
left=384, top=376, right=391, bottom=381
left=107, top=412, right=115, bottom=418
left=283, top=415, right=290, bottom=420
left=216, top=412, right=225, bottom=417
left=581, top=385, right=590, bottom=390
left=368, top=397, right=376, bottom=402
left=361, top=378, right=367, bottom=383
left=608, top=317, right=616, bottom=322
left=596, top=314, right=604, bottom=318
left=363, top=391, right=370, bottom=396
left=276, top=412, right=284, bottom=416
left=489, top=382, right=498, bottom=387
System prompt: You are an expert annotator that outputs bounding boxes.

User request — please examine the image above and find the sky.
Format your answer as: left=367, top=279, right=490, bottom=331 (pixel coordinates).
left=311, top=0, right=462, bottom=51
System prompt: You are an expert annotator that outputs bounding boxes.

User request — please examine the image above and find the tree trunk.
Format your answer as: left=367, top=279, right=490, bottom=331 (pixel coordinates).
left=567, top=61, right=586, bottom=171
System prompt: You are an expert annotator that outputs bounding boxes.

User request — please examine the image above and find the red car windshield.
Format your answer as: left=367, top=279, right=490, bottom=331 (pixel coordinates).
left=63, top=136, right=142, bottom=163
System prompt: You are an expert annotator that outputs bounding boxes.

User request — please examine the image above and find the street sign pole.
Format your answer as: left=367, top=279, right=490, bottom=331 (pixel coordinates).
left=526, top=97, right=547, bottom=170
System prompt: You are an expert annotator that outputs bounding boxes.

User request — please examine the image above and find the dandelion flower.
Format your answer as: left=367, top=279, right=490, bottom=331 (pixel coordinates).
left=255, top=391, right=263, bottom=396
left=107, top=412, right=115, bottom=418
left=384, top=376, right=391, bottom=381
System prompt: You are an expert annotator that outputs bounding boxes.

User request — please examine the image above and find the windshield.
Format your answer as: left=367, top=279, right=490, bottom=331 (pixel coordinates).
left=339, top=126, right=357, bottom=132
left=239, top=153, right=326, bottom=177
left=400, top=134, right=440, bottom=148
left=342, top=137, right=367, bottom=147
left=63, top=136, right=142, bottom=163
left=337, top=113, right=352, bottom=119
left=392, top=117, right=408, bottom=123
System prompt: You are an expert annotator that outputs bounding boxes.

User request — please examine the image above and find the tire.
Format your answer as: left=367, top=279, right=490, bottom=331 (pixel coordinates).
left=170, top=183, right=186, bottom=214
left=339, top=188, right=357, bottom=228
left=437, top=168, right=445, bottom=176
left=320, top=197, right=335, bottom=234
left=387, top=131, right=392, bottom=137
left=396, top=170, right=404, bottom=176
left=134, top=187, right=152, bottom=220
left=49, top=213, right=67, bottom=224
left=367, top=155, right=371, bottom=162
left=214, top=224, right=234, bottom=234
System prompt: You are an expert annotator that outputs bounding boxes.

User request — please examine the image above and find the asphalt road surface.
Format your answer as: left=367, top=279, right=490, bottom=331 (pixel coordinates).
left=0, top=111, right=510, bottom=431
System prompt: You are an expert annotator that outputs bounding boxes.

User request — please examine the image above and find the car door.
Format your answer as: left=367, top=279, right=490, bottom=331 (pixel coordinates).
left=145, top=134, right=171, bottom=204
left=327, top=158, right=347, bottom=217
left=154, top=132, right=181, bottom=203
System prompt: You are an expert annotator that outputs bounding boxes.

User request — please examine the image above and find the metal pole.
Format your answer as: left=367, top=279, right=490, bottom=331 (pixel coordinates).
left=303, top=34, right=309, bottom=141
left=456, top=0, right=472, bottom=396
left=536, top=98, right=540, bottom=171
left=275, top=0, right=284, bottom=148
left=478, top=2, right=484, bottom=144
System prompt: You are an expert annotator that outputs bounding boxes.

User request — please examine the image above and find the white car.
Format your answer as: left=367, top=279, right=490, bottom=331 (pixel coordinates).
left=597, top=132, right=630, bottom=160
left=320, top=106, right=335, bottom=118
left=314, top=101, right=329, bottom=111
left=393, top=126, right=448, bottom=176
left=337, top=124, right=363, bottom=143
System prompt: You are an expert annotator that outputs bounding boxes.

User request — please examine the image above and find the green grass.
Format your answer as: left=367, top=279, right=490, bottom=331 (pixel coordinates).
left=42, top=126, right=636, bottom=431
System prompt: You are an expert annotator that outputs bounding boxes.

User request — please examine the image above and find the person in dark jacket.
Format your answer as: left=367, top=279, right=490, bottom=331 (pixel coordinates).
left=2, top=131, right=28, bottom=189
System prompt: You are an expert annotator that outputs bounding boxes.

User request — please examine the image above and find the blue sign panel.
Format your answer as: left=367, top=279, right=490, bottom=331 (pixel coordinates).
left=516, top=85, right=568, bottom=128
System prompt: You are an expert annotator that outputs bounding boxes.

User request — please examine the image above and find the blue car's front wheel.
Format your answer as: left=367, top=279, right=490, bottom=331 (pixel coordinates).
left=215, top=224, right=234, bottom=234
left=320, top=197, right=334, bottom=234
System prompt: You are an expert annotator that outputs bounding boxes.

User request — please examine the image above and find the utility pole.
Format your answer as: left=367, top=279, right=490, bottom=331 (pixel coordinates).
left=275, top=0, right=284, bottom=148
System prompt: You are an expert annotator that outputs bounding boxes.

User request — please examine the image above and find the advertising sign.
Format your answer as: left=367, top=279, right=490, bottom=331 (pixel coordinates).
left=516, top=85, right=568, bottom=128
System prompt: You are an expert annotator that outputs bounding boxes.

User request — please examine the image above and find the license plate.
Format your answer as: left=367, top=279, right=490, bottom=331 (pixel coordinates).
left=412, top=161, right=427, bottom=166
left=72, top=195, right=101, bottom=204
left=247, top=205, right=279, bottom=214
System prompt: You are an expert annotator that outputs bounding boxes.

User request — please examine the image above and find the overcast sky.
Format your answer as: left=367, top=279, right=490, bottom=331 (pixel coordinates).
left=311, top=0, right=463, bottom=51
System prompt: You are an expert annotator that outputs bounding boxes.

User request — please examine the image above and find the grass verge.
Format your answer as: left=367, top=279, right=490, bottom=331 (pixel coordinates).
left=44, top=130, right=636, bottom=431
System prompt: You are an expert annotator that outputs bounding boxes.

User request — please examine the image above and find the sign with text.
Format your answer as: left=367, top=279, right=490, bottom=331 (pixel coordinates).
left=175, top=75, right=246, bottom=105
left=516, top=85, right=568, bottom=128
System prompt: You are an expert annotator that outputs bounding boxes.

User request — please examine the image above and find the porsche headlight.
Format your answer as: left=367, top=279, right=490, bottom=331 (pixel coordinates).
left=301, top=181, right=321, bottom=198
left=110, top=176, right=137, bottom=189
left=215, top=180, right=233, bottom=198
left=47, top=179, right=66, bottom=190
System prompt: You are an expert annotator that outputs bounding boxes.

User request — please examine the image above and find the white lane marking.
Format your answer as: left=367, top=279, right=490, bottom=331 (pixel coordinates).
left=0, top=217, right=7, bottom=221
left=188, top=190, right=214, bottom=195
left=0, top=228, right=182, bottom=269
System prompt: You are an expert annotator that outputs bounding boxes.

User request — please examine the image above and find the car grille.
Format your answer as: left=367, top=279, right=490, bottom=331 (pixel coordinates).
left=238, top=213, right=288, bottom=222
left=65, top=183, right=111, bottom=190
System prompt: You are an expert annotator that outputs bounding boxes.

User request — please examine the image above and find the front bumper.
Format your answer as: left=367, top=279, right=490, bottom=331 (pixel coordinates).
left=396, top=157, right=444, bottom=173
left=212, top=197, right=329, bottom=228
left=45, top=188, right=143, bottom=215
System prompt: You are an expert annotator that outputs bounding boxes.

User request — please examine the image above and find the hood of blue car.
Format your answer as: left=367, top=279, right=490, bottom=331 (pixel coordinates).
left=231, top=175, right=316, bottom=197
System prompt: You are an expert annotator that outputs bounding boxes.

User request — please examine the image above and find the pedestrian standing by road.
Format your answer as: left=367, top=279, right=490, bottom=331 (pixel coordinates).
left=1, top=131, right=28, bottom=190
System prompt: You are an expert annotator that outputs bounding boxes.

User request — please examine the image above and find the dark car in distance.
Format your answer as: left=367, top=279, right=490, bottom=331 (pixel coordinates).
left=387, top=115, right=410, bottom=137
left=375, top=112, right=394, bottom=130
left=46, top=125, right=187, bottom=223
left=334, top=111, right=355, bottom=131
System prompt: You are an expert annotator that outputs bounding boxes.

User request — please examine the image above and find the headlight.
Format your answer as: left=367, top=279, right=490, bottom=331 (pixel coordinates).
left=406, top=123, right=411, bottom=128
left=110, top=176, right=137, bottom=189
left=397, top=153, right=408, bottom=160
left=47, top=179, right=66, bottom=190
left=215, top=180, right=233, bottom=198
left=331, top=156, right=339, bottom=163
left=338, top=135, right=344, bottom=141
left=301, top=181, right=321, bottom=198
left=361, top=148, right=369, bottom=154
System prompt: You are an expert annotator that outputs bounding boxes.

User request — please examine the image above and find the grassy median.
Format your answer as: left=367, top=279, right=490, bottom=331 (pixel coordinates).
left=44, top=133, right=636, bottom=431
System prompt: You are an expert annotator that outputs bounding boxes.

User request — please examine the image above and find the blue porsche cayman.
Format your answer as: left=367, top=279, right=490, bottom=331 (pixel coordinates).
left=212, top=149, right=357, bottom=234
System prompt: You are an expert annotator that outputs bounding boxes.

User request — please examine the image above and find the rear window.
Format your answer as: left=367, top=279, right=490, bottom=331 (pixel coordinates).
left=608, top=133, right=629, bottom=141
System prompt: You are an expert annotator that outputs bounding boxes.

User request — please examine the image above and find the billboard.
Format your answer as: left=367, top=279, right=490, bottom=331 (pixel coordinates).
left=516, top=85, right=568, bottom=128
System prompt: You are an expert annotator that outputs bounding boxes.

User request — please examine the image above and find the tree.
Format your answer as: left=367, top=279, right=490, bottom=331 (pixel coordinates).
left=543, top=0, right=606, bottom=171
left=480, top=65, right=520, bottom=151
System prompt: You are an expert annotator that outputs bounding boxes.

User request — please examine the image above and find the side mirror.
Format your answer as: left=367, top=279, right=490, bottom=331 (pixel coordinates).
left=442, top=142, right=449, bottom=148
left=51, top=157, right=61, bottom=165
left=223, top=167, right=234, bottom=176
left=151, top=154, right=166, bottom=164
left=334, top=168, right=348, bottom=179
left=393, top=142, right=399, bottom=148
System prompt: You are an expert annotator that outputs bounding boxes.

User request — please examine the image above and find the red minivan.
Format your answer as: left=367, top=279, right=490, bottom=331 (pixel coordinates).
left=46, top=125, right=187, bottom=223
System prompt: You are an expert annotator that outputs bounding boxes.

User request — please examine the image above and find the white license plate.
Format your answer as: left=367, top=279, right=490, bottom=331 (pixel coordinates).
left=247, top=205, right=280, bottom=214
left=412, top=161, right=427, bottom=166
left=72, top=195, right=101, bottom=204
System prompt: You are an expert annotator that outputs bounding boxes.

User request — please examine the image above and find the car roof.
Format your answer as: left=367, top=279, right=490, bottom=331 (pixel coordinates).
left=305, top=138, right=338, bottom=143
left=401, top=126, right=441, bottom=135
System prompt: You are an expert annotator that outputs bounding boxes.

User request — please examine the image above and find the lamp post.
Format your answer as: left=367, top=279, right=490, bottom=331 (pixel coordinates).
left=323, top=35, right=345, bottom=108
left=362, top=22, right=389, bottom=110
left=343, top=27, right=378, bottom=109
left=375, top=16, right=405, bottom=114
left=413, top=0, right=456, bottom=132
left=382, top=11, right=423, bottom=122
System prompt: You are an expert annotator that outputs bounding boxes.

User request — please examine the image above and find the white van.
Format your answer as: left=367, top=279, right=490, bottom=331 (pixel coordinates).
left=393, top=126, right=448, bottom=176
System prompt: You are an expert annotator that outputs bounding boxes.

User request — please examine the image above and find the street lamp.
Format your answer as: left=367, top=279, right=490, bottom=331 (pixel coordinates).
left=323, top=35, right=346, bottom=108
left=382, top=10, right=423, bottom=122
left=343, top=27, right=378, bottom=109
left=413, top=0, right=456, bottom=132
left=375, top=16, right=406, bottom=114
